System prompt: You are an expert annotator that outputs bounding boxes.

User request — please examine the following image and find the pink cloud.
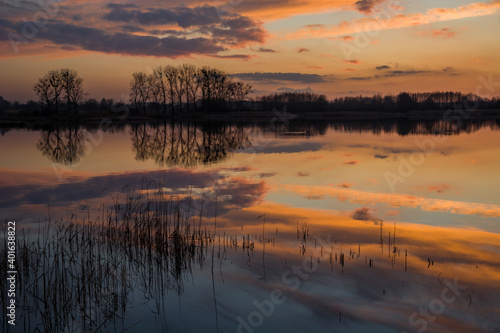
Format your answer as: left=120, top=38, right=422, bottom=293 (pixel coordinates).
left=385, top=210, right=400, bottom=216
left=428, top=184, right=451, bottom=193
left=432, top=28, right=456, bottom=38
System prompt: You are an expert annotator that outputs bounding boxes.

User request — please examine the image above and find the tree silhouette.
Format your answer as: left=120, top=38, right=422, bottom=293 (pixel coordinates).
left=34, top=69, right=84, bottom=113
left=129, top=64, right=252, bottom=114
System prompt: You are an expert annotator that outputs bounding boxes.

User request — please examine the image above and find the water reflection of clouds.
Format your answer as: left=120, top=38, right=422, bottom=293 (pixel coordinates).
left=284, top=184, right=500, bottom=218
left=0, top=168, right=269, bottom=223
left=215, top=201, right=500, bottom=332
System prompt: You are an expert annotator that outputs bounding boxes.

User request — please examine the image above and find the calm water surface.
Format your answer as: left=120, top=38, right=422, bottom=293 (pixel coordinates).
left=0, top=119, right=499, bottom=332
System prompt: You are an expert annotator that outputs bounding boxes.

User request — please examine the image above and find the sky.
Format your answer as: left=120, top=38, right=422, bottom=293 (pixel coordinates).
left=0, top=0, right=499, bottom=102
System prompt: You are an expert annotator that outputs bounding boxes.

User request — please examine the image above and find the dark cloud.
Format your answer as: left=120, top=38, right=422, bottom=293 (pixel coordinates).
left=103, top=5, right=223, bottom=28
left=259, top=172, right=277, bottom=178
left=374, top=154, right=389, bottom=159
left=338, top=36, right=354, bottom=41
left=0, top=5, right=266, bottom=57
left=277, top=86, right=314, bottom=93
left=232, top=72, right=327, bottom=83
left=384, top=70, right=429, bottom=77
left=34, top=22, right=224, bottom=57
left=354, top=0, right=388, bottom=13
left=256, top=47, right=277, bottom=52
left=0, top=169, right=218, bottom=208
left=442, top=66, right=460, bottom=76
left=347, top=77, right=372, bottom=80
left=305, top=24, right=326, bottom=28
left=0, top=169, right=267, bottom=218
left=203, top=15, right=266, bottom=46
left=351, top=207, right=382, bottom=225
left=122, top=25, right=146, bottom=33
left=212, top=54, right=254, bottom=60
left=337, top=182, right=353, bottom=188
left=105, top=3, right=138, bottom=10
left=297, top=47, right=310, bottom=53
left=376, top=65, right=390, bottom=70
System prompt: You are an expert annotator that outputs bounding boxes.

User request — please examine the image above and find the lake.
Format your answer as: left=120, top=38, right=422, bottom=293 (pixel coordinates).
left=1, top=117, right=499, bottom=333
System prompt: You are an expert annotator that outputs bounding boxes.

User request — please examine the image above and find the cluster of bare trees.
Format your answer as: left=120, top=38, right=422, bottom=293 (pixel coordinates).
left=130, top=64, right=252, bottom=114
left=34, top=69, right=84, bottom=113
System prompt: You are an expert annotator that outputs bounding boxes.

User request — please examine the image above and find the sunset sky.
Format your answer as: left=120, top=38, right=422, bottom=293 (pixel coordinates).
left=1, top=0, right=499, bottom=102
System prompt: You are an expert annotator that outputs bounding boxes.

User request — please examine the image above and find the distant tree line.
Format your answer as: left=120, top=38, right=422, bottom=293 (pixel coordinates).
left=258, top=91, right=500, bottom=113
left=327, top=92, right=500, bottom=112
left=129, top=64, right=252, bottom=114
left=259, top=92, right=328, bottom=112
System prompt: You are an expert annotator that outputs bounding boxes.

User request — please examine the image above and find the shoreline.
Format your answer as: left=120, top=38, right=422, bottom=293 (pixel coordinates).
left=0, top=109, right=499, bottom=128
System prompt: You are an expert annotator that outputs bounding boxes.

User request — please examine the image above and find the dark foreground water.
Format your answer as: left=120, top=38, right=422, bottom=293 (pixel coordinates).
left=0, top=118, right=499, bottom=332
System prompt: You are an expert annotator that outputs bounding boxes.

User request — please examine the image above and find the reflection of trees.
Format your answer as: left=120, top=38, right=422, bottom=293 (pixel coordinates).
left=37, top=126, right=86, bottom=165
left=327, top=118, right=500, bottom=136
left=131, top=122, right=251, bottom=167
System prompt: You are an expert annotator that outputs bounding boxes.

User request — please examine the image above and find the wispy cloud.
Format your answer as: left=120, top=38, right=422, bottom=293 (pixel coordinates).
left=288, top=1, right=500, bottom=39
left=284, top=185, right=500, bottom=217
left=231, top=72, right=328, bottom=83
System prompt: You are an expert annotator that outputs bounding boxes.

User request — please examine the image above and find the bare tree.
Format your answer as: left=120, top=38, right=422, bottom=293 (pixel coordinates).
left=152, top=66, right=169, bottom=114
left=233, top=82, right=252, bottom=109
left=60, top=68, right=84, bottom=113
left=179, top=64, right=199, bottom=112
left=48, top=70, right=64, bottom=113
left=148, top=73, right=162, bottom=114
left=130, top=72, right=151, bottom=114
left=34, top=76, right=54, bottom=111
left=164, top=65, right=178, bottom=113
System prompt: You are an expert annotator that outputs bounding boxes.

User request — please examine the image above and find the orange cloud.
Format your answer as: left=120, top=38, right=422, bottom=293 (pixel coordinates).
left=385, top=210, right=400, bottom=216
left=287, top=1, right=500, bottom=39
left=417, top=28, right=457, bottom=38
left=343, top=160, right=359, bottom=165
left=235, top=0, right=354, bottom=21
left=428, top=184, right=451, bottom=193
left=337, top=181, right=354, bottom=188
left=432, top=28, right=457, bottom=38
left=283, top=184, right=500, bottom=217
